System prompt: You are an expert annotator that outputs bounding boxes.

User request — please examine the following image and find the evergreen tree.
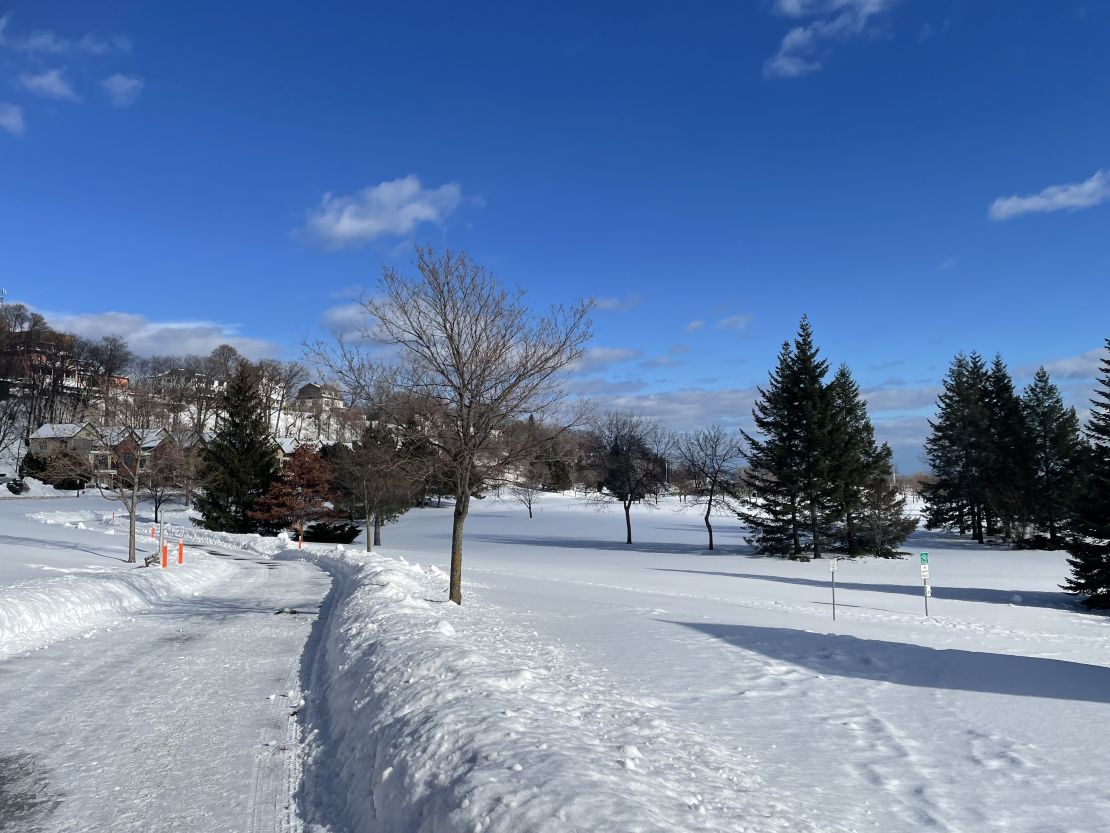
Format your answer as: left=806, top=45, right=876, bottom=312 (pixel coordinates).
left=1064, top=339, right=1110, bottom=607
left=741, top=317, right=838, bottom=558
left=193, top=365, right=278, bottom=533
left=923, top=353, right=990, bottom=542
left=827, top=364, right=881, bottom=555
left=857, top=446, right=918, bottom=556
left=251, top=445, right=338, bottom=542
left=1023, top=367, right=1082, bottom=548
left=329, top=423, right=418, bottom=549
left=983, top=356, right=1036, bottom=540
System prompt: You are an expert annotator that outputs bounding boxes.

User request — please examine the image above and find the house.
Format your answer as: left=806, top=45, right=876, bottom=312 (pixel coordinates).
left=275, top=436, right=319, bottom=466
left=28, top=423, right=100, bottom=459
left=294, top=383, right=346, bottom=411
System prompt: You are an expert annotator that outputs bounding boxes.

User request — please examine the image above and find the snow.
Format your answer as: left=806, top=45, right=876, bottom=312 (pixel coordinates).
left=297, top=491, right=1110, bottom=833
left=0, top=493, right=287, bottom=659
left=3, top=488, right=1109, bottom=831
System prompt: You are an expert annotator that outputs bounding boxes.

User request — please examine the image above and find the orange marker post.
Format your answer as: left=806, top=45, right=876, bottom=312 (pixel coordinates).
left=177, top=539, right=184, bottom=564
left=161, top=543, right=168, bottom=568
left=150, top=526, right=156, bottom=539
left=298, top=527, right=303, bottom=550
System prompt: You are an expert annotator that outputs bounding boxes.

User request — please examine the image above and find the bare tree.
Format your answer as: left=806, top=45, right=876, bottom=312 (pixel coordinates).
left=588, top=412, right=673, bottom=544
left=316, top=247, right=592, bottom=604
left=677, top=425, right=744, bottom=550
left=86, top=335, right=133, bottom=423
left=509, top=458, right=547, bottom=518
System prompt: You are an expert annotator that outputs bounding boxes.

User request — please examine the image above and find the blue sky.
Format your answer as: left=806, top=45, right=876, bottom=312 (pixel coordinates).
left=2, top=0, right=1108, bottom=469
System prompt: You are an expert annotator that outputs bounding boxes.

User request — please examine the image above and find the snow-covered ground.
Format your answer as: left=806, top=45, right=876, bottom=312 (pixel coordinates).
left=327, top=492, right=1110, bottom=833
left=3, top=488, right=1109, bottom=832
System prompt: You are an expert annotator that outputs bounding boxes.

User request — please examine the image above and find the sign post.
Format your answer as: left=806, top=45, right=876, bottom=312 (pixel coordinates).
left=920, top=552, right=930, bottom=617
left=830, top=558, right=838, bottom=621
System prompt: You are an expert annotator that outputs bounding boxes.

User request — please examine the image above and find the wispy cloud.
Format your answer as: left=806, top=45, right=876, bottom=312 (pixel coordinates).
left=989, top=169, right=1110, bottom=221
left=18, top=68, right=80, bottom=101
left=33, top=307, right=279, bottom=359
left=0, top=14, right=129, bottom=55
left=1020, top=348, right=1104, bottom=381
left=0, top=102, right=24, bottom=136
left=764, top=0, right=899, bottom=79
left=570, top=347, right=642, bottom=375
left=595, top=293, right=642, bottom=312
left=300, top=175, right=463, bottom=249
left=100, top=74, right=143, bottom=107
left=684, top=320, right=705, bottom=333
left=715, top=313, right=753, bottom=334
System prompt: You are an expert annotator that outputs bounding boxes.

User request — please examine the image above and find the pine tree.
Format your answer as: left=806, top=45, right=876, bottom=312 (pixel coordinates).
left=923, top=353, right=990, bottom=542
left=857, top=445, right=918, bottom=556
left=1023, top=367, right=1082, bottom=548
left=251, top=445, right=338, bottom=542
left=983, top=356, right=1036, bottom=541
left=827, top=364, right=881, bottom=555
left=193, top=365, right=278, bottom=533
left=1064, top=339, right=1110, bottom=607
left=741, top=317, right=838, bottom=558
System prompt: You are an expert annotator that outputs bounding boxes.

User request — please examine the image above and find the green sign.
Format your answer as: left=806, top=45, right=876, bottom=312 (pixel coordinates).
left=920, top=552, right=929, bottom=565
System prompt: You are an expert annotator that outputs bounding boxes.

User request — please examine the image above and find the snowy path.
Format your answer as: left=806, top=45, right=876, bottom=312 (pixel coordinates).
left=0, top=549, right=330, bottom=833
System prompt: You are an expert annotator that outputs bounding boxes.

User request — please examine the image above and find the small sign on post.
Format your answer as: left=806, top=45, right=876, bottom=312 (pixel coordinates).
left=919, top=552, right=930, bottom=617
left=830, top=558, right=838, bottom=621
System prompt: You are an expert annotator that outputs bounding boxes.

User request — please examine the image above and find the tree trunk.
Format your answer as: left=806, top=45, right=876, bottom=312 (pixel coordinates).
left=449, top=491, right=469, bottom=605
left=373, top=514, right=382, bottom=547
left=527, top=502, right=533, bottom=519
left=811, top=503, right=822, bottom=559
left=365, top=499, right=372, bottom=552
left=623, top=499, right=633, bottom=544
left=127, top=483, right=138, bottom=564
left=704, top=487, right=714, bottom=550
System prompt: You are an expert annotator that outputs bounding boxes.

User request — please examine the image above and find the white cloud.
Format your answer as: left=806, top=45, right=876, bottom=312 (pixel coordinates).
left=0, top=102, right=24, bottom=136
left=300, top=175, right=463, bottom=249
left=570, top=347, right=641, bottom=375
left=0, top=15, right=130, bottom=55
left=1021, top=348, right=1104, bottom=381
left=100, top=74, right=143, bottom=107
left=34, top=308, right=279, bottom=359
left=988, top=169, right=1110, bottom=221
left=764, top=0, right=898, bottom=79
left=684, top=320, right=705, bottom=333
left=595, top=293, right=642, bottom=312
left=715, top=313, right=753, bottom=334
left=321, top=303, right=369, bottom=340
left=19, top=68, right=80, bottom=101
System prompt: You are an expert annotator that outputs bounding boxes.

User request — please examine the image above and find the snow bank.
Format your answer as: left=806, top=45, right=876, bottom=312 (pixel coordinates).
left=0, top=547, right=235, bottom=660
left=289, top=548, right=812, bottom=833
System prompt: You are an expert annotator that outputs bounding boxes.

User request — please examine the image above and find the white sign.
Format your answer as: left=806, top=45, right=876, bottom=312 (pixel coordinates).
left=920, top=564, right=930, bottom=579
left=830, top=559, right=838, bottom=572
left=925, top=584, right=932, bottom=597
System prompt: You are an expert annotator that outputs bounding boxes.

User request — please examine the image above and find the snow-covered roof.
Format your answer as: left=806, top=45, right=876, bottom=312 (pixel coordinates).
left=29, top=423, right=90, bottom=440
left=277, top=437, right=302, bottom=454
left=135, top=428, right=168, bottom=450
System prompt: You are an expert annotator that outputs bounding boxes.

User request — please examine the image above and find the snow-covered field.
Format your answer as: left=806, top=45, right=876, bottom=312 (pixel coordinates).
left=2, top=488, right=1109, bottom=832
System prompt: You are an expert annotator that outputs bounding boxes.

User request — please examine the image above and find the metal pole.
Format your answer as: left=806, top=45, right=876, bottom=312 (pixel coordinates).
left=832, top=571, right=836, bottom=621
left=924, top=580, right=929, bottom=618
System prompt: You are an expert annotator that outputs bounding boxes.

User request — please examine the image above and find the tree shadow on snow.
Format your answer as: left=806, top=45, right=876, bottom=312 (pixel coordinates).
left=0, top=534, right=129, bottom=563
left=470, top=533, right=752, bottom=557
left=652, top=568, right=1077, bottom=611
left=666, top=621, right=1110, bottom=704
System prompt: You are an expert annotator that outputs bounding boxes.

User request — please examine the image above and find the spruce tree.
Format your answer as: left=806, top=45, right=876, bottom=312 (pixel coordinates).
left=193, top=365, right=278, bottom=533
left=1023, top=367, right=1082, bottom=548
left=923, top=353, right=990, bottom=542
left=741, top=317, right=838, bottom=558
left=827, top=364, right=880, bottom=555
left=1064, top=339, right=1110, bottom=607
left=983, top=356, right=1036, bottom=540
left=857, top=444, right=918, bottom=556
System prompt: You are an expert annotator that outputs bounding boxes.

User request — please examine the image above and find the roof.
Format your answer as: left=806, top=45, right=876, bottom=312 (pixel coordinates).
left=29, top=423, right=90, bottom=440
left=277, top=437, right=302, bottom=454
